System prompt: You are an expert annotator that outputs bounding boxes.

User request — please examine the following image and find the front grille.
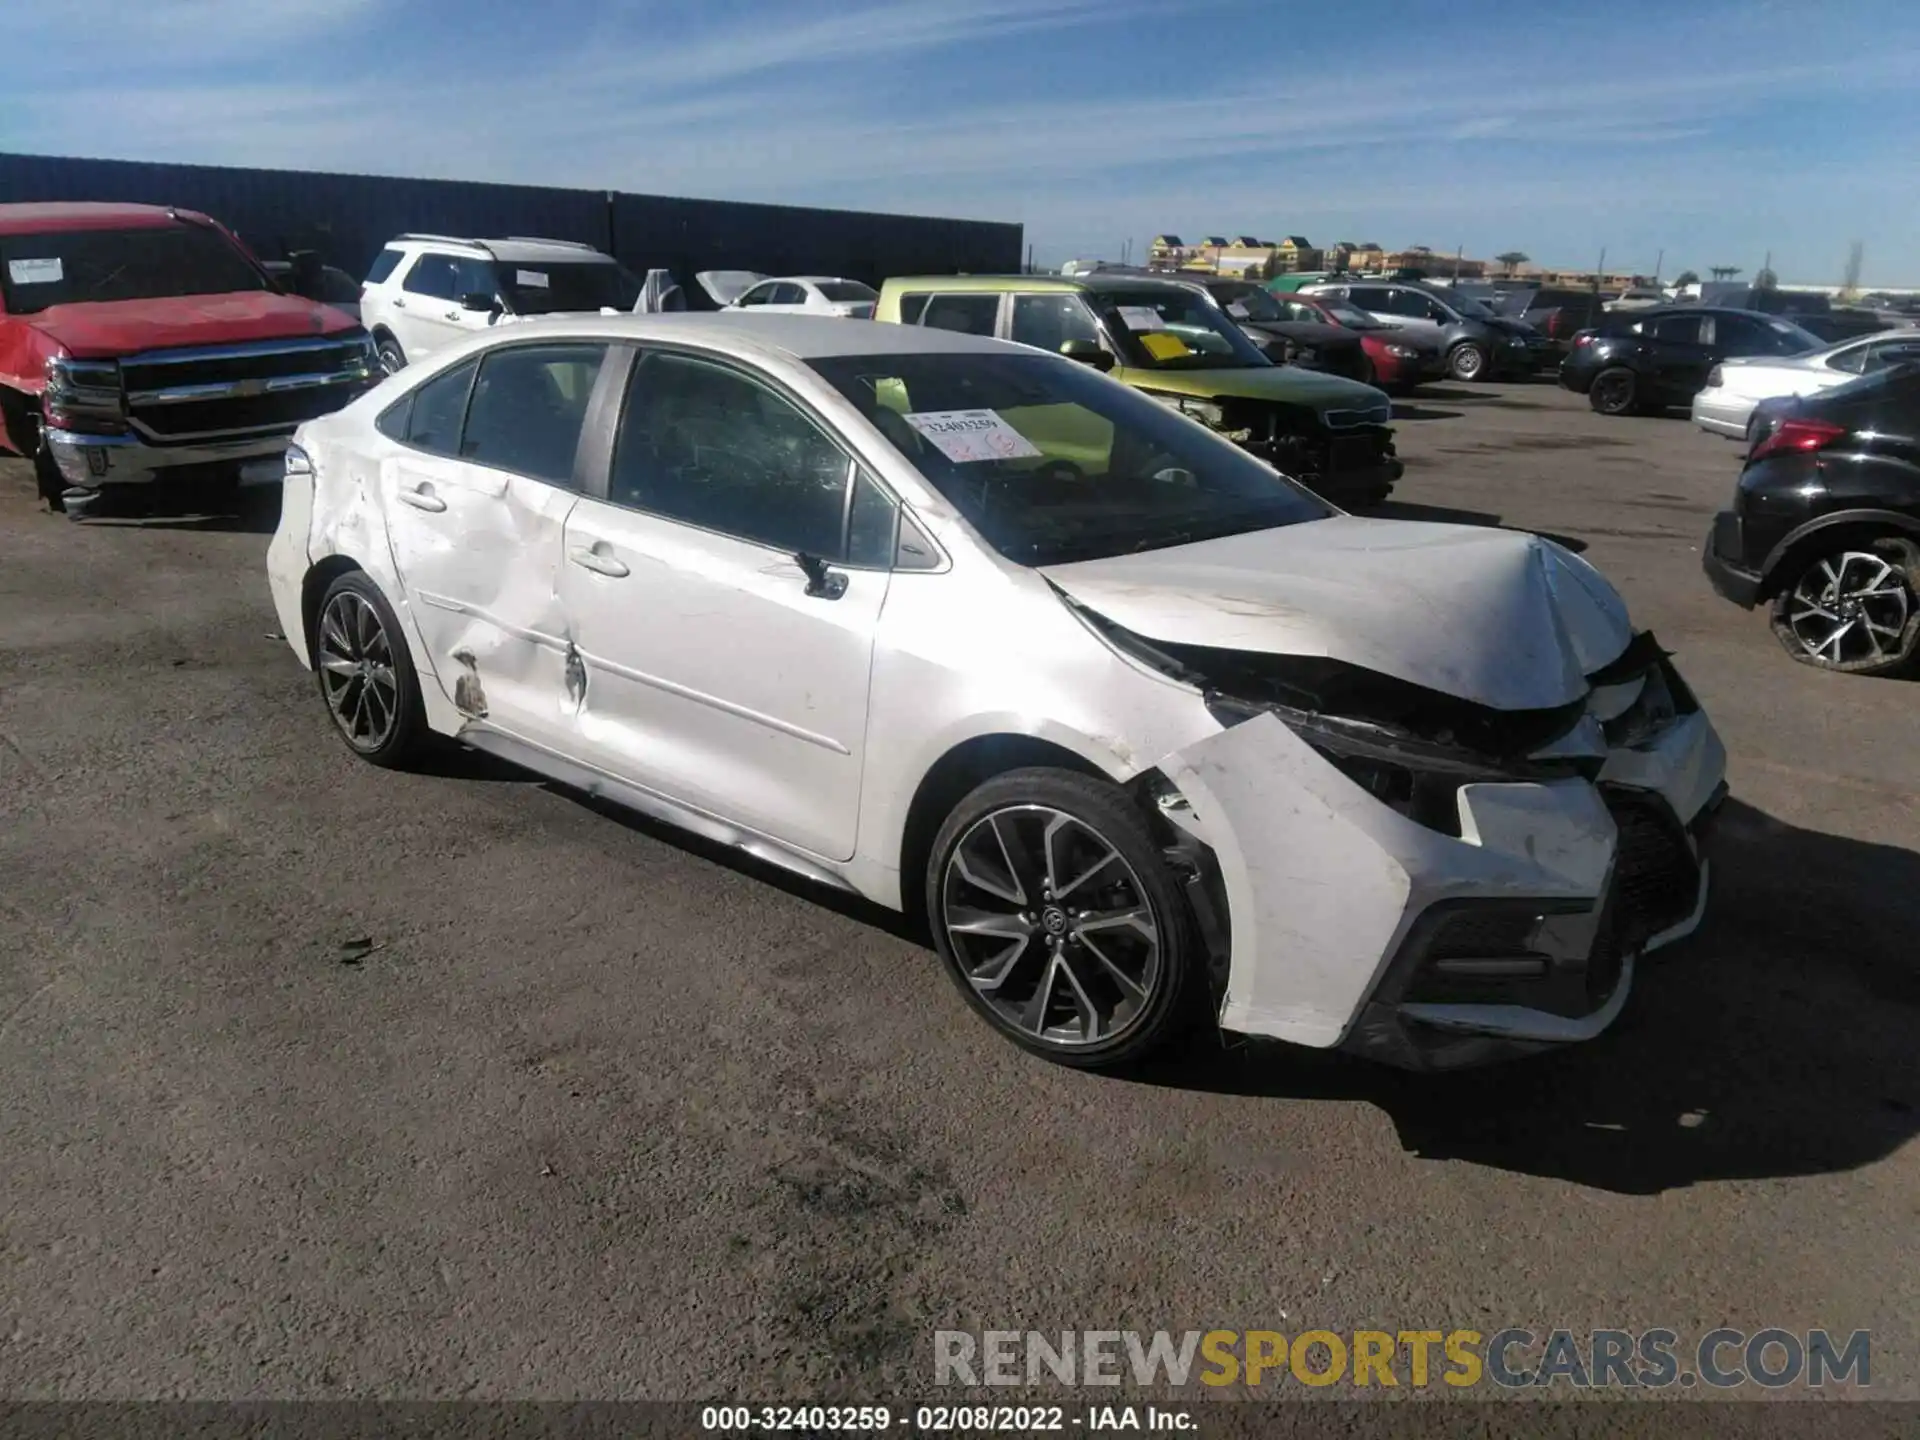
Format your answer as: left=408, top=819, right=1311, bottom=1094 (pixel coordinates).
left=121, top=337, right=366, bottom=393
left=1604, top=788, right=1699, bottom=944
left=122, top=335, right=372, bottom=441
left=1323, top=403, right=1392, bottom=429
left=130, top=384, right=361, bottom=441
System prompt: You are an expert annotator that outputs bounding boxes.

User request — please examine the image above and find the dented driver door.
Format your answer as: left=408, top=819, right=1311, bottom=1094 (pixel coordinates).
left=377, top=344, right=604, bottom=749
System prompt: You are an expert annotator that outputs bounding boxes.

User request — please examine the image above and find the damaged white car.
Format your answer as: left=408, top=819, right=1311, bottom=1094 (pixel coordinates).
left=267, top=313, right=1727, bottom=1072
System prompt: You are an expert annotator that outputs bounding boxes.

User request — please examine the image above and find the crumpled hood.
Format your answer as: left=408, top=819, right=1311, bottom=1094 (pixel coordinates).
left=1043, top=516, right=1633, bottom=710
left=1121, top=361, right=1389, bottom=410
left=27, top=290, right=359, bottom=357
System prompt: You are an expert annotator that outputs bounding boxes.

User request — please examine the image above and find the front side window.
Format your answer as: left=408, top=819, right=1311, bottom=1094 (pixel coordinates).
left=1010, top=294, right=1103, bottom=354
left=919, top=294, right=1002, bottom=336
left=1347, top=286, right=1392, bottom=311
left=0, top=223, right=269, bottom=316
left=449, top=257, right=497, bottom=306
left=808, top=350, right=1330, bottom=566
left=1828, top=343, right=1870, bottom=375
left=459, top=343, right=607, bottom=485
left=1091, top=287, right=1268, bottom=370
left=609, top=353, right=853, bottom=557
left=403, top=254, right=459, bottom=300
left=737, top=283, right=777, bottom=307
left=403, top=358, right=478, bottom=455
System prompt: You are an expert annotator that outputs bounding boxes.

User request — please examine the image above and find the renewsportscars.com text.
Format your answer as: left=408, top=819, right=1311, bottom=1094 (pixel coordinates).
left=934, top=1328, right=1871, bottom=1390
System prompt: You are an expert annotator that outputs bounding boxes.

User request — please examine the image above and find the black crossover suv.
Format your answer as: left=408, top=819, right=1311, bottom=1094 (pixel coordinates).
left=1703, top=362, right=1920, bottom=675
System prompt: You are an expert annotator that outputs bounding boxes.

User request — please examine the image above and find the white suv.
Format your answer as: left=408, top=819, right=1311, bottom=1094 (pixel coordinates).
left=359, top=235, right=644, bottom=373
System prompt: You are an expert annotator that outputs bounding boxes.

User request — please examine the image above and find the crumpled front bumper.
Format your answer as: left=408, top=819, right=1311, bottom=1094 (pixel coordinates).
left=46, top=429, right=293, bottom=491
left=1156, top=705, right=1726, bottom=1070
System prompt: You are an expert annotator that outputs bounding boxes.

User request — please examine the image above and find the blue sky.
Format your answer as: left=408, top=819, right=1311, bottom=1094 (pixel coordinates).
left=6, top=0, right=1919, bottom=284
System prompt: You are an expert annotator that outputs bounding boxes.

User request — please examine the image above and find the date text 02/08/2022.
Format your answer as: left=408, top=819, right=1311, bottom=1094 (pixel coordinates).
left=699, top=1404, right=1196, bottom=1432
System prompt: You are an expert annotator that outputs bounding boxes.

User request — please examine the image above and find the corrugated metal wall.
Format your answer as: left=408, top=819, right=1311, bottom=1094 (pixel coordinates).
left=0, top=153, right=1022, bottom=289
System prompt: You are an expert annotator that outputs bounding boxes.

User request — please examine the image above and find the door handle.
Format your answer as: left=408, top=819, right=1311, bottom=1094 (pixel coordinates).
left=568, top=545, right=630, bottom=578
left=443, top=310, right=463, bottom=321
left=392, top=297, right=408, bottom=309
left=398, top=484, right=446, bottom=513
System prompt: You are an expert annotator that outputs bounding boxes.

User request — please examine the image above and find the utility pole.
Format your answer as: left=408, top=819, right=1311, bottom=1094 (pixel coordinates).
left=1454, top=244, right=1463, bottom=280
left=1593, top=246, right=1606, bottom=298
left=1654, top=248, right=1664, bottom=285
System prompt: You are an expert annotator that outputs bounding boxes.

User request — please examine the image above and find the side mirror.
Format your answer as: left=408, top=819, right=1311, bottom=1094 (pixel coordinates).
left=461, top=292, right=501, bottom=314
left=1060, top=339, right=1114, bottom=372
left=288, top=249, right=323, bottom=298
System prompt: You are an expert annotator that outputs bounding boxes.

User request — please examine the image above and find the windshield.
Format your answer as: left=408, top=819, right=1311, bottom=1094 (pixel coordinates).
left=1090, top=287, right=1271, bottom=370
left=1213, top=286, right=1285, bottom=322
left=807, top=350, right=1330, bottom=565
left=1317, top=299, right=1383, bottom=330
left=0, top=223, right=269, bottom=315
left=1431, top=288, right=1494, bottom=319
left=816, top=280, right=878, bottom=303
left=1768, top=316, right=1825, bottom=352
left=498, top=260, right=641, bottom=314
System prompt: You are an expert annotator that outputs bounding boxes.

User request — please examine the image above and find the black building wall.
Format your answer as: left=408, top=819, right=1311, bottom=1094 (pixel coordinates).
left=0, top=152, right=1023, bottom=289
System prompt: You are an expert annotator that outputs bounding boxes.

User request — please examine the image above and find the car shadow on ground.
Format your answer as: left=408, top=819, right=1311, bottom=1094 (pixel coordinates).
left=1126, top=798, right=1919, bottom=1194
left=1389, top=404, right=1466, bottom=422
left=1370, top=498, right=1591, bottom=554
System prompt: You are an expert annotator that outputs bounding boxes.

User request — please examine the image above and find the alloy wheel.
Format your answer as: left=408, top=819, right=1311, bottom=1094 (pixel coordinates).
left=939, top=805, right=1163, bottom=1050
left=317, top=589, right=401, bottom=752
left=1592, top=370, right=1635, bottom=414
left=1785, top=551, right=1913, bottom=668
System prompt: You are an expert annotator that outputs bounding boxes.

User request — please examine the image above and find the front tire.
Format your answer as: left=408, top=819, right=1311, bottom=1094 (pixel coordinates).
left=926, top=767, right=1200, bottom=1069
left=1448, top=341, right=1488, bottom=381
left=1589, top=366, right=1639, bottom=415
left=1769, top=541, right=1920, bottom=676
left=312, top=570, right=431, bottom=767
left=375, top=335, right=407, bottom=375
left=32, top=444, right=67, bottom=513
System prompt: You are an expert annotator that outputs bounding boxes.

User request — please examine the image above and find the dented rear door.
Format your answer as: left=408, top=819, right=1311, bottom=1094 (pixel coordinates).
left=377, top=344, right=599, bottom=749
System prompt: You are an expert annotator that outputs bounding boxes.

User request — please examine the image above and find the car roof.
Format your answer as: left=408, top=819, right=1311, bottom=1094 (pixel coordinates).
left=430, top=311, right=1024, bottom=361
left=387, top=234, right=614, bottom=264
left=0, top=201, right=210, bottom=235
left=884, top=273, right=1209, bottom=296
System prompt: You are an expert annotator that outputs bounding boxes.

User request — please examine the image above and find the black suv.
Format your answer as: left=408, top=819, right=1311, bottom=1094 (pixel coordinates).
left=1703, top=363, right=1920, bottom=674
left=1560, top=306, right=1822, bottom=416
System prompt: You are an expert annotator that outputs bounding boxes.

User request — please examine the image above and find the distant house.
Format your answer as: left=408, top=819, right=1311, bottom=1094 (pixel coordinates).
left=1275, top=236, right=1323, bottom=272
left=1148, top=235, right=1185, bottom=266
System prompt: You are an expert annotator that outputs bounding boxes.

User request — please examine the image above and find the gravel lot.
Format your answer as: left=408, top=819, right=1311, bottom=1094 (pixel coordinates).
left=1, top=380, right=1913, bottom=1401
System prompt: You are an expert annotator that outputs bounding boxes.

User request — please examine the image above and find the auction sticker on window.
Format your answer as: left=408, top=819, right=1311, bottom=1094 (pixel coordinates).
left=515, top=269, right=550, bottom=288
left=904, top=409, right=1042, bottom=463
left=1117, top=305, right=1166, bottom=330
left=7, top=257, right=62, bottom=285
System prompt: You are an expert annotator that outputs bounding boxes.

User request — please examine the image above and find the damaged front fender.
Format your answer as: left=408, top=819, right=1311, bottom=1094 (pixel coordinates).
left=1156, top=710, right=1626, bottom=1054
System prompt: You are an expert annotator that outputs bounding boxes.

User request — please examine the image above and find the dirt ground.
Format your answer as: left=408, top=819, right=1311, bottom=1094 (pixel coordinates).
left=0, top=380, right=1913, bottom=1401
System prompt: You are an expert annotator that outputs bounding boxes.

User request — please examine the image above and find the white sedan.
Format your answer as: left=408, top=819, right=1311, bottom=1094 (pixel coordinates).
left=1692, top=328, right=1920, bottom=439
left=696, top=270, right=878, bottom=318
left=266, top=313, right=1725, bottom=1072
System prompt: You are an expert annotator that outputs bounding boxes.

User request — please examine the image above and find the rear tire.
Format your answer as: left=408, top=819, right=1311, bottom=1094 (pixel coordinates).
left=312, top=570, right=432, bottom=768
left=1768, top=539, right=1920, bottom=677
left=1589, top=366, right=1639, bottom=416
left=926, top=767, right=1202, bottom=1070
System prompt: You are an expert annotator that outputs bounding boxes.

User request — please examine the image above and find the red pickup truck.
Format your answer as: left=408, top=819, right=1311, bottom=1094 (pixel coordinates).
left=0, top=202, right=377, bottom=516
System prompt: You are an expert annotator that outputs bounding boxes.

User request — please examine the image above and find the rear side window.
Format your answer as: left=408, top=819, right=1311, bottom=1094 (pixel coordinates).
left=919, top=294, right=1001, bottom=336
left=459, top=343, right=606, bottom=485
left=365, top=248, right=405, bottom=286
left=817, top=281, right=877, bottom=302
left=404, top=358, right=478, bottom=455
